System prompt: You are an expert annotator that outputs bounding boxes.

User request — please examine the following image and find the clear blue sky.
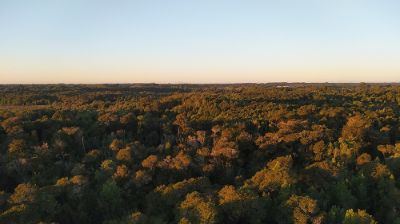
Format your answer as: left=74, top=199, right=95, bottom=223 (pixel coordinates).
left=1, top=0, right=400, bottom=83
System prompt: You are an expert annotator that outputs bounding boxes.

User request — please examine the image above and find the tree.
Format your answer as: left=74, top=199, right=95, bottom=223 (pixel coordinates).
left=8, top=139, right=28, bottom=155
left=178, top=191, right=219, bottom=224
left=141, top=155, right=158, bottom=170
left=98, top=180, right=123, bottom=219
left=145, top=177, right=212, bottom=221
left=244, top=156, right=294, bottom=193
left=113, top=164, right=129, bottom=180
left=285, top=195, right=322, bottom=224
left=116, top=147, right=132, bottom=162
left=218, top=185, right=268, bottom=223
left=8, top=183, right=37, bottom=204
left=341, top=114, right=372, bottom=152
left=343, top=209, right=377, bottom=224
left=211, top=137, right=239, bottom=160
left=109, top=139, right=123, bottom=151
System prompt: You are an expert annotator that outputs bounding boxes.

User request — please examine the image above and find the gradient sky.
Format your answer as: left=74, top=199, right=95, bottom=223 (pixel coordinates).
left=1, top=0, right=400, bottom=83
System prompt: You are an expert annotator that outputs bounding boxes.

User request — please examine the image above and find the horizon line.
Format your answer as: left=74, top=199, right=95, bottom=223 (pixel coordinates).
left=1, top=82, right=400, bottom=85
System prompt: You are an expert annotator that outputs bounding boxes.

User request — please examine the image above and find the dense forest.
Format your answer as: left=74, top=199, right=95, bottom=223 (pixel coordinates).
left=1, top=83, right=400, bottom=224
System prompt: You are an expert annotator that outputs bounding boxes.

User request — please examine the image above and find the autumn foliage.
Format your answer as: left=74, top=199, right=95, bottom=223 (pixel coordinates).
left=0, top=83, right=399, bottom=223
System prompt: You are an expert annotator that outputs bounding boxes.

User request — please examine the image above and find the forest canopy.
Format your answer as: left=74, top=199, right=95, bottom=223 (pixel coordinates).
left=1, top=83, right=400, bottom=223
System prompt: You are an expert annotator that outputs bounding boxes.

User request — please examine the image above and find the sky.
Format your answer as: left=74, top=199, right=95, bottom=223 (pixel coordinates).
left=0, top=0, right=400, bottom=84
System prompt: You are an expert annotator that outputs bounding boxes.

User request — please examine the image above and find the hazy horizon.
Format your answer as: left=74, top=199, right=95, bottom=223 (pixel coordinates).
left=1, top=0, right=400, bottom=83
